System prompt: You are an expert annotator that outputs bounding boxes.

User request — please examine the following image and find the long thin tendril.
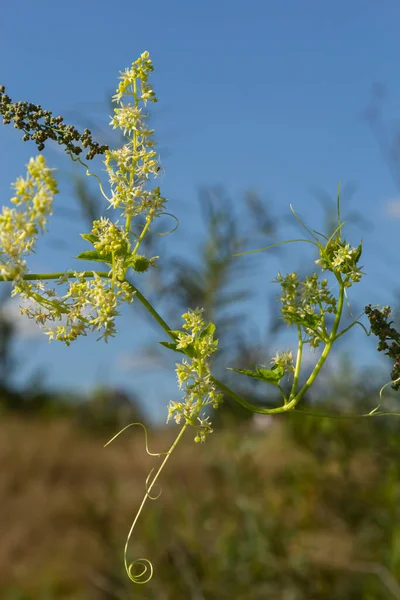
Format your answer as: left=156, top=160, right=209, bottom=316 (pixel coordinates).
left=293, top=376, right=400, bottom=420
left=148, top=212, right=179, bottom=236
left=104, top=422, right=188, bottom=583
left=104, top=421, right=168, bottom=456
left=68, top=152, right=112, bottom=203
left=233, top=238, right=317, bottom=257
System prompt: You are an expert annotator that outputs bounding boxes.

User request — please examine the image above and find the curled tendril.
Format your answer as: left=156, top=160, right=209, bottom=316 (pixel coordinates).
left=131, top=212, right=179, bottom=242
left=148, top=212, right=179, bottom=236
left=145, top=468, right=162, bottom=500
left=372, top=377, right=400, bottom=416
left=67, top=151, right=112, bottom=204
left=335, top=314, right=370, bottom=340
left=293, top=377, right=400, bottom=420
left=105, top=422, right=188, bottom=584
left=104, top=421, right=168, bottom=457
left=125, top=557, right=153, bottom=585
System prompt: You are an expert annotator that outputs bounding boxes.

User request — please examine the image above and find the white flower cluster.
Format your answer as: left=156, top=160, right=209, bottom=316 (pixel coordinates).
left=167, top=309, right=223, bottom=442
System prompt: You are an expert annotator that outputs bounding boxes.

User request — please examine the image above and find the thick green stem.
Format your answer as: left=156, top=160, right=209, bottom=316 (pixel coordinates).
left=124, top=279, right=175, bottom=340
left=0, top=271, right=111, bottom=282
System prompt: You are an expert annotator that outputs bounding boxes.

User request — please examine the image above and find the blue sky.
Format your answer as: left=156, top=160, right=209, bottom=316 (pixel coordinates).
left=1, top=0, right=400, bottom=421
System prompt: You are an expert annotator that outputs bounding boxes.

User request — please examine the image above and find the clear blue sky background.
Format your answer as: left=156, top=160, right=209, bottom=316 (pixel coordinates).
left=1, top=0, right=400, bottom=420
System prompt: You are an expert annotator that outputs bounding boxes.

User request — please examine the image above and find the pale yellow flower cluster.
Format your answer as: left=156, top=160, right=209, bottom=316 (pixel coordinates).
left=0, top=53, right=168, bottom=346
left=105, top=51, right=166, bottom=220
left=0, top=160, right=136, bottom=345
left=112, top=52, right=156, bottom=104
left=167, top=309, right=223, bottom=442
left=91, top=217, right=129, bottom=254
left=271, top=350, right=295, bottom=373
left=315, top=239, right=363, bottom=285
left=15, top=273, right=135, bottom=345
left=0, top=155, right=57, bottom=280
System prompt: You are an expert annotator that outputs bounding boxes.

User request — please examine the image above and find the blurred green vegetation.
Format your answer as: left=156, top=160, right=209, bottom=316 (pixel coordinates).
left=2, top=405, right=400, bottom=599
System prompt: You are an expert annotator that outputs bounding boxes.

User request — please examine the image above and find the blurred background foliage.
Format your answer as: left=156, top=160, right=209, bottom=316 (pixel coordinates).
left=1, top=100, right=400, bottom=599
left=2, top=410, right=400, bottom=599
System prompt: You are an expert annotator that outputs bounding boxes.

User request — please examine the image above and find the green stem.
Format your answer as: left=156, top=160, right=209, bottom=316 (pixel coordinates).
left=131, top=217, right=152, bottom=256
left=125, top=80, right=138, bottom=236
left=289, top=325, right=303, bottom=401
left=123, top=279, right=175, bottom=340
left=0, top=271, right=111, bottom=282
left=335, top=316, right=369, bottom=340
left=317, top=300, right=329, bottom=338
left=277, top=384, right=287, bottom=403
left=29, top=291, right=69, bottom=314
left=288, top=277, right=345, bottom=409
left=209, top=376, right=291, bottom=415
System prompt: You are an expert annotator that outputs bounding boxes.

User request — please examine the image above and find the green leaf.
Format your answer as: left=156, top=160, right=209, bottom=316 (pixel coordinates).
left=80, top=233, right=99, bottom=244
left=228, top=364, right=285, bottom=385
left=159, top=340, right=196, bottom=358
left=354, top=240, right=362, bottom=263
left=200, top=322, right=216, bottom=338
left=167, top=330, right=181, bottom=339
left=75, top=250, right=112, bottom=263
left=159, top=341, right=183, bottom=353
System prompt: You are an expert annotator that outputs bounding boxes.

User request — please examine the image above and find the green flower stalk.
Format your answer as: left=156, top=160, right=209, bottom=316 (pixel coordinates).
left=105, top=52, right=166, bottom=224
left=166, top=308, right=223, bottom=443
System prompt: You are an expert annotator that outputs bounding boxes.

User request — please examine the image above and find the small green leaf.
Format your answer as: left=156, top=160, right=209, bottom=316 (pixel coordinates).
left=75, top=250, right=112, bottom=263
left=200, top=322, right=216, bottom=338
left=80, top=233, right=99, bottom=244
left=228, top=364, right=285, bottom=385
left=168, top=330, right=181, bottom=339
left=159, top=341, right=183, bottom=353
left=354, top=240, right=362, bottom=263
left=159, top=340, right=196, bottom=358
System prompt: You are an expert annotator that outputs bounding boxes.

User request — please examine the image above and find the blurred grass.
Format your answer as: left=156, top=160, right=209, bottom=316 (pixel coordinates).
left=1, top=413, right=400, bottom=599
